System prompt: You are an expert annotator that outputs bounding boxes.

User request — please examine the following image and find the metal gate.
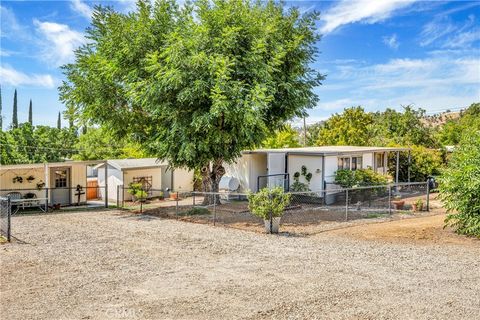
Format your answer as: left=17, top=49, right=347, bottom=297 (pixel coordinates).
left=0, top=196, right=11, bottom=242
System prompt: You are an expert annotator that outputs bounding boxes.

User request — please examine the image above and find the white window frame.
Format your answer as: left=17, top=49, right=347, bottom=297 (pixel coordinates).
left=338, top=155, right=363, bottom=171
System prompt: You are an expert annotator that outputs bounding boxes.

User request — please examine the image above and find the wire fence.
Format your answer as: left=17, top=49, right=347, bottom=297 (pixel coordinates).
left=0, top=185, right=108, bottom=214
left=116, top=182, right=430, bottom=232
left=0, top=196, right=12, bottom=241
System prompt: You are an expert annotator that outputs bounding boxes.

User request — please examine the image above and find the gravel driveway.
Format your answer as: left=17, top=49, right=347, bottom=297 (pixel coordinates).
left=1, top=210, right=479, bottom=320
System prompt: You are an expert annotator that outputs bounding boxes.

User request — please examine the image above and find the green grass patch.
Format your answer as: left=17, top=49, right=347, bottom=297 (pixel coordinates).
left=178, top=207, right=210, bottom=216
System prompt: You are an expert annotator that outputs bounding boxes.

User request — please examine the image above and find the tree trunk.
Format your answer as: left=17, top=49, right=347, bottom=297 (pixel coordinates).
left=201, top=159, right=225, bottom=205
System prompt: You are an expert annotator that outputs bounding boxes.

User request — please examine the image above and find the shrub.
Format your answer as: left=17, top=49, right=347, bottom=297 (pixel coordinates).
left=127, top=182, right=148, bottom=202
left=334, top=169, right=388, bottom=188
left=248, top=187, right=291, bottom=220
left=439, top=131, right=480, bottom=238
left=180, top=207, right=210, bottom=216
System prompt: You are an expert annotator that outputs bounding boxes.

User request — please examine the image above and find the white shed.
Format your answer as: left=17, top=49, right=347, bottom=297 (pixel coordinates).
left=96, top=158, right=194, bottom=203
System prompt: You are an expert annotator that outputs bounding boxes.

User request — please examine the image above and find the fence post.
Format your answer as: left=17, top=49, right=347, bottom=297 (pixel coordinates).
left=175, top=192, right=179, bottom=217
left=426, top=181, right=430, bottom=212
left=213, top=193, right=216, bottom=226
left=345, top=189, right=349, bottom=221
left=193, top=192, right=195, bottom=209
left=388, top=185, right=392, bottom=215
left=45, top=187, right=49, bottom=212
left=7, top=196, right=11, bottom=242
left=116, top=185, right=120, bottom=208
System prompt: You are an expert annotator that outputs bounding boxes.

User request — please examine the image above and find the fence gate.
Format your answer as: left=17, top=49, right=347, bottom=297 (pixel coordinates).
left=0, top=196, right=11, bottom=242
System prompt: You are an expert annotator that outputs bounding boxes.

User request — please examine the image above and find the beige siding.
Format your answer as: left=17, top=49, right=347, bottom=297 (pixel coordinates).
left=123, top=168, right=163, bottom=201
left=0, top=167, right=47, bottom=199
left=173, top=168, right=194, bottom=192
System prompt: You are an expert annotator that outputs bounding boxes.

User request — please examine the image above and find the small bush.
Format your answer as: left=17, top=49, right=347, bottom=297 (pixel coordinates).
left=248, top=187, right=291, bottom=220
left=180, top=207, right=210, bottom=216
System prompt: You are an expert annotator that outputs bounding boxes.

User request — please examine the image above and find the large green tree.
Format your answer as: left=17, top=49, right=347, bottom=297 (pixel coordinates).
left=316, top=106, right=374, bottom=146
left=12, top=89, right=18, bottom=129
left=262, top=124, right=301, bottom=149
left=60, top=0, right=324, bottom=194
left=28, top=99, right=33, bottom=125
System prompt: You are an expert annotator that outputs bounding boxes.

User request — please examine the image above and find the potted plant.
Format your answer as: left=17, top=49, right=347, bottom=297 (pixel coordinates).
left=412, top=199, right=423, bottom=212
left=248, top=187, right=291, bottom=234
left=127, top=183, right=145, bottom=202
left=26, top=175, right=35, bottom=183
left=392, top=195, right=405, bottom=210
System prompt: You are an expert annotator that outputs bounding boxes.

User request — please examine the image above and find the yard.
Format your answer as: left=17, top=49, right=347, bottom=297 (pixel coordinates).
left=1, top=207, right=479, bottom=320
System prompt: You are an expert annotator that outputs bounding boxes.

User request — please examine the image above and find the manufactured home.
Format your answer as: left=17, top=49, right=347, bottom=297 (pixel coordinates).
left=96, top=158, right=194, bottom=203
left=224, top=146, right=409, bottom=192
left=0, top=160, right=102, bottom=206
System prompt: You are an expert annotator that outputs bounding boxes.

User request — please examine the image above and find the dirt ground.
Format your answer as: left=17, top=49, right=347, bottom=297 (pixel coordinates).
left=1, top=207, right=479, bottom=320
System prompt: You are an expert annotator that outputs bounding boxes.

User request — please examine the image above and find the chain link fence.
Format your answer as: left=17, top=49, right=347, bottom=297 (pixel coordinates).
left=117, top=182, right=430, bottom=232
left=0, top=196, right=12, bottom=241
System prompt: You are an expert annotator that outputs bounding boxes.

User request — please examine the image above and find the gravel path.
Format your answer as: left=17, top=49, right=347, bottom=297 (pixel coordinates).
left=1, top=210, right=479, bottom=320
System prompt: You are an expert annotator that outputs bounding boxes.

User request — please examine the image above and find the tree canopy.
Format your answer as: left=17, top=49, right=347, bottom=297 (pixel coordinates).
left=60, top=0, right=324, bottom=192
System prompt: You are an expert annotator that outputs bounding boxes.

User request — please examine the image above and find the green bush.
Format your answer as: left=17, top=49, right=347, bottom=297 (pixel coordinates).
left=248, top=187, right=291, bottom=220
left=334, top=169, right=388, bottom=188
left=127, top=182, right=148, bottom=202
left=180, top=207, right=210, bottom=216
left=439, top=131, right=480, bottom=238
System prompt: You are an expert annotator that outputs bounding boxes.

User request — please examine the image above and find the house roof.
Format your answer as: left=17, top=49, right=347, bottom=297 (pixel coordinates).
left=0, top=160, right=104, bottom=171
left=96, top=158, right=168, bottom=171
left=243, top=146, right=410, bottom=156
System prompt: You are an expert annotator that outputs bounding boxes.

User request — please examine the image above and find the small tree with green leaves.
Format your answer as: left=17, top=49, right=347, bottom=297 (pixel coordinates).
left=440, top=130, right=480, bottom=238
left=248, top=187, right=291, bottom=220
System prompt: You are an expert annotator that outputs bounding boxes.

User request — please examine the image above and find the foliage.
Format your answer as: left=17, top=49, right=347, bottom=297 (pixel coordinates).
left=127, top=182, right=148, bottom=202
left=72, top=127, right=148, bottom=160
left=305, top=122, right=324, bottom=146
left=387, top=145, right=443, bottom=182
left=290, top=165, right=312, bottom=191
left=0, top=123, right=77, bottom=165
left=28, top=100, right=33, bottom=125
left=248, top=187, right=291, bottom=219
left=317, top=107, right=374, bottom=146
left=334, top=169, right=388, bottom=188
left=12, top=89, right=18, bottom=129
left=439, top=131, right=480, bottom=238
left=60, top=0, right=324, bottom=195
left=371, top=106, right=437, bottom=147
left=180, top=207, right=210, bottom=216
left=262, top=124, right=301, bottom=149
left=436, top=103, right=480, bottom=146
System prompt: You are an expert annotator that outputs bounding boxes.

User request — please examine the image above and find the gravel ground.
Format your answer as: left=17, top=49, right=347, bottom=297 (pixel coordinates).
left=1, top=209, right=479, bottom=320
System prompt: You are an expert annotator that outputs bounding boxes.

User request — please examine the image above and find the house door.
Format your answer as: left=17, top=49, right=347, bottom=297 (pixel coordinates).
left=50, top=168, right=71, bottom=205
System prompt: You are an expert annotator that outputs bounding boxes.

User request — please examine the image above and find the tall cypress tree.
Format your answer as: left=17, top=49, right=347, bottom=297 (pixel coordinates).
left=28, top=99, right=33, bottom=125
left=57, top=112, right=61, bottom=129
left=0, top=85, right=3, bottom=131
left=12, top=89, right=18, bottom=129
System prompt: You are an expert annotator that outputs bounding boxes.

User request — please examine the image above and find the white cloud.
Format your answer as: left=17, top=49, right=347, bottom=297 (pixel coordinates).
left=70, top=0, right=92, bottom=19
left=0, top=65, right=55, bottom=88
left=33, top=19, right=85, bottom=66
left=420, top=14, right=479, bottom=48
left=320, top=0, right=417, bottom=34
left=0, top=5, right=28, bottom=39
left=383, top=34, right=399, bottom=49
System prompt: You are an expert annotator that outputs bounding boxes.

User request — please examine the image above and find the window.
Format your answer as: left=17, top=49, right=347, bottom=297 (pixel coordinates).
left=352, top=157, right=363, bottom=170
left=375, top=153, right=385, bottom=168
left=338, top=157, right=350, bottom=170
left=338, top=156, right=363, bottom=171
left=54, top=170, right=68, bottom=188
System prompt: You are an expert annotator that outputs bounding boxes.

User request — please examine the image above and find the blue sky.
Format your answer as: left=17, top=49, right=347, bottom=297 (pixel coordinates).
left=0, top=0, right=479, bottom=128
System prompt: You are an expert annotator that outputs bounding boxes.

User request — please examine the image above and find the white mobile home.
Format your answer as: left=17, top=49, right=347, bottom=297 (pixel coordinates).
left=96, top=158, right=194, bottom=203
left=224, top=146, right=409, bottom=192
left=0, top=160, right=100, bottom=206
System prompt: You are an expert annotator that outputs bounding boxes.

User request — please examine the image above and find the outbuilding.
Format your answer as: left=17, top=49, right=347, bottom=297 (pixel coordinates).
left=95, top=158, right=193, bottom=203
